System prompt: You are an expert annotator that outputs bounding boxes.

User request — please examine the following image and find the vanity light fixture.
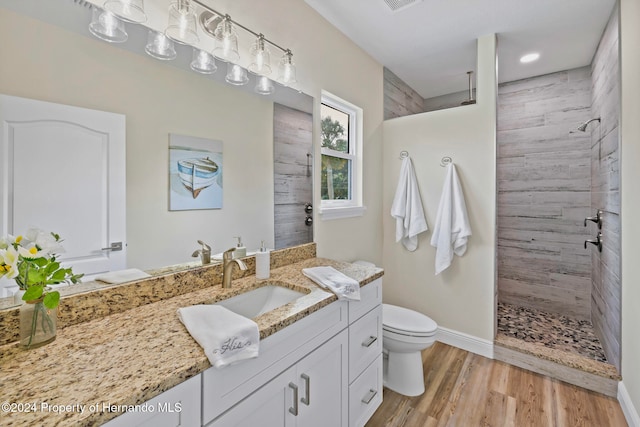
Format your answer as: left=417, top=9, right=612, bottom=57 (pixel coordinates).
left=103, top=0, right=147, bottom=24
left=212, top=15, right=240, bottom=63
left=89, top=8, right=128, bottom=43
left=190, top=48, right=217, bottom=74
left=145, top=30, right=177, bottom=61
left=255, top=76, right=275, bottom=95
left=520, top=52, right=540, bottom=63
left=165, top=0, right=199, bottom=45
left=248, top=34, right=272, bottom=75
left=277, top=49, right=297, bottom=86
left=225, top=63, right=249, bottom=86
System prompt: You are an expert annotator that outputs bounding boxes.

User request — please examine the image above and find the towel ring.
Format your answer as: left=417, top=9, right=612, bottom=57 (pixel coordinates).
left=399, top=150, right=409, bottom=159
left=440, top=156, right=453, bottom=167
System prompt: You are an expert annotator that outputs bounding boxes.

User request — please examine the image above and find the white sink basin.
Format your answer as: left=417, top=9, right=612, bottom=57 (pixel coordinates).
left=216, top=285, right=306, bottom=318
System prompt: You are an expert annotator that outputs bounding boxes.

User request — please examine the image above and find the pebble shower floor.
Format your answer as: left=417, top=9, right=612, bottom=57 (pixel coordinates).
left=497, top=302, right=607, bottom=363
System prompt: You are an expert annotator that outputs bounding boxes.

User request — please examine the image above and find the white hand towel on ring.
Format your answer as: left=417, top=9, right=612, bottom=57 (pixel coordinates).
left=430, top=163, right=472, bottom=275
left=391, top=156, right=429, bottom=251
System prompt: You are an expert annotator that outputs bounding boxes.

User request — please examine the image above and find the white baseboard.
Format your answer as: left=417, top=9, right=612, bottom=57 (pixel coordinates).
left=619, top=381, right=640, bottom=427
left=435, top=326, right=494, bottom=359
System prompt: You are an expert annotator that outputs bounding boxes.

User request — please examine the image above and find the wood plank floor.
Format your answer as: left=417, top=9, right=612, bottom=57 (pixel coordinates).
left=366, top=342, right=627, bottom=427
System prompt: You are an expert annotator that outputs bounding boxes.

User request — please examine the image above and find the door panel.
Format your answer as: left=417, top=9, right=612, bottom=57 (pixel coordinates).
left=0, top=94, right=126, bottom=289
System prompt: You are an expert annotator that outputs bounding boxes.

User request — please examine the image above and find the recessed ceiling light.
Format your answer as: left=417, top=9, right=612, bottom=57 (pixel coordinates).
left=520, top=53, right=540, bottom=64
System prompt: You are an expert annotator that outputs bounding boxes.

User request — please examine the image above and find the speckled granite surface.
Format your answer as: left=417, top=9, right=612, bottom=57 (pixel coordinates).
left=496, top=302, right=620, bottom=380
left=0, top=253, right=383, bottom=427
left=0, top=243, right=318, bottom=345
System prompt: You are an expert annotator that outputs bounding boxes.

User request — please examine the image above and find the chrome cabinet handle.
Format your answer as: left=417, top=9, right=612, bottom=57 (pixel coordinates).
left=288, top=382, right=299, bottom=416
left=362, top=389, right=378, bottom=404
left=362, top=336, right=378, bottom=347
left=301, top=374, right=310, bottom=406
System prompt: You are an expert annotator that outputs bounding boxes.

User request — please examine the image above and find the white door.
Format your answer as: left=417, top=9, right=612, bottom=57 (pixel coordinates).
left=0, top=94, right=126, bottom=294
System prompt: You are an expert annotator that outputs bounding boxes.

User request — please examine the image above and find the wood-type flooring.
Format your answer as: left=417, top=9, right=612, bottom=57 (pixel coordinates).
left=366, top=342, right=627, bottom=427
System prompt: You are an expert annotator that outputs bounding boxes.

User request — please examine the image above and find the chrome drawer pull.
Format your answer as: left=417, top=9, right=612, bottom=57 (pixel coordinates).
left=301, top=373, right=310, bottom=405
left=288, top=382, right=299, bottom=416
left=362, top=336, right=377, bottom=347
left=362, top=389, right=377, bottom=404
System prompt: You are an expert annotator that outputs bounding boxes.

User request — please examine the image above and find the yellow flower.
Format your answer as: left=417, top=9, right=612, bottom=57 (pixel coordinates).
left=29, top=247, right=38, bottom=255
left=15, top=235, right=22, bottom=243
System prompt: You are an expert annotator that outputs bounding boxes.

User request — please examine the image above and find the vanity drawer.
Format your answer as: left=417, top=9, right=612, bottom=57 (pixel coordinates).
left=349, top=355, right=383, bottom=427
left=349, top=304, right=382, bottom=383
left=349, top=278, right=382, bottom=323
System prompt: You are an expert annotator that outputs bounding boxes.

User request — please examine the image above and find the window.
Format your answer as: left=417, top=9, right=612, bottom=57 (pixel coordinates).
left=319, top=91, right=365, bottom=220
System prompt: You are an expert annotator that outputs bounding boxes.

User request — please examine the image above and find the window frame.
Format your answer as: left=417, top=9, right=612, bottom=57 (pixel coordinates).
left=319, top=91, right=366, bottom=220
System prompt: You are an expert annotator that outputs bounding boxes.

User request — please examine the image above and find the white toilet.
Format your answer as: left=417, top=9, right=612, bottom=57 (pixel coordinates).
left=352, top=260, right=438, bottom=397
left=382, top=304, right=438, bottom=396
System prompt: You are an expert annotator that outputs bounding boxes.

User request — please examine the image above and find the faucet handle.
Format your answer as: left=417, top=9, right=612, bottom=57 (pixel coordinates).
left=223, top=247, right=236, bottom=260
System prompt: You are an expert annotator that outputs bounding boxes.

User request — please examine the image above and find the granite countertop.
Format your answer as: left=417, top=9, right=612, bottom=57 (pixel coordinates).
left=0, top=257, right=383, bottom=427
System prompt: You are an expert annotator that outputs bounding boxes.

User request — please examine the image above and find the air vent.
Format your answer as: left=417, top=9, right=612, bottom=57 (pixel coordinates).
left=382, top=0, right=423, bottom=12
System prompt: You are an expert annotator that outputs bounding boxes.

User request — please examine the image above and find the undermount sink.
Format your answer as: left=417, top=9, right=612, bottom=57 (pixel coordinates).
left=215, top=284, right=306, bottom=318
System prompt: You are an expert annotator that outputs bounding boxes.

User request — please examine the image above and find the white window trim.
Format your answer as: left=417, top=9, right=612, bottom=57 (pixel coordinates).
left=319, top=91, right=365, bottom=220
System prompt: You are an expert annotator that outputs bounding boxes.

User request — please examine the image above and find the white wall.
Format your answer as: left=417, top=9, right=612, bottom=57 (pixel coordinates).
left=620, top=0, right=640, bottom=422
left=381, top=35, right=497, bottom=340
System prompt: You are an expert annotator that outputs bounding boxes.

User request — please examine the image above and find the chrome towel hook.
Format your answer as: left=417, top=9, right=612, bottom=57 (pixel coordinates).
left=399, top=150, right=409, bottom=159
left=440, top=156, right=453, bottom=167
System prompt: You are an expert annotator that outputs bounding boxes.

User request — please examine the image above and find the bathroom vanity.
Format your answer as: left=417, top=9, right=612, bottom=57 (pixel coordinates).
left=105, top=278, right=383, bottom=427
left=0, top=245, right=383, bottom=427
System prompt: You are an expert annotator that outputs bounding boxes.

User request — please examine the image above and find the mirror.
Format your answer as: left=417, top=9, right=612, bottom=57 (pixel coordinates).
left=0, top=0, right=313, bottom=305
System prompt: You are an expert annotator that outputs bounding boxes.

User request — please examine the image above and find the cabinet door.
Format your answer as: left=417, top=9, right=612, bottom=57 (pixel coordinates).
left=296, top=329, right=348, bottom=427
left=209, top=366, right=296, bottom=427
left=103, top=375, right=201, bottom=427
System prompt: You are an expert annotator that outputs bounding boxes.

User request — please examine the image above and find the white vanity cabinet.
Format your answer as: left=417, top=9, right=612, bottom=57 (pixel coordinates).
left=103, top=374, right=201, bottom=427
left=347, top=279, right=383, bottom=427
left=209, top=329, right=349, bottom=427
left=104, top=277, right=383, bottom=427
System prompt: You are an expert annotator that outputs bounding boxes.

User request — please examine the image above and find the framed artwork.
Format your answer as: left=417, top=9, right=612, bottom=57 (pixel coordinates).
left=169, top=134, right=223, bottom=211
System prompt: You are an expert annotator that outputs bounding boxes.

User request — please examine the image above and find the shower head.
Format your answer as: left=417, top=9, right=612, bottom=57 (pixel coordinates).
left=570, top=117, right=601, bottom=133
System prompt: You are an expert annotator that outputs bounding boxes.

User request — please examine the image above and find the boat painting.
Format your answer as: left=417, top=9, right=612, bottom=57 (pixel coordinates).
left=177, top=157, right=219, bottom=198
left=169, top=134, right=223, bottom=211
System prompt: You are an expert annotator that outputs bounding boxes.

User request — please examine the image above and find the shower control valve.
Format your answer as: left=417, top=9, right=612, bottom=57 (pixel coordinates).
left=584, top=210, right=603, bottom=229
left=584, top=232, right=603, bottom=252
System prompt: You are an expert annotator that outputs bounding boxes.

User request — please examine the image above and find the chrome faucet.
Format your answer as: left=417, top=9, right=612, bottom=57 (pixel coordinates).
left=222, top=247, right=247, bottom=288
left=192, top=240, right=211, bottom=265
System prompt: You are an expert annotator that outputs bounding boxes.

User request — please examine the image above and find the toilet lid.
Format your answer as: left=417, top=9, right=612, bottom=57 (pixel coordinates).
left=383, top=304, right=438, bottom=335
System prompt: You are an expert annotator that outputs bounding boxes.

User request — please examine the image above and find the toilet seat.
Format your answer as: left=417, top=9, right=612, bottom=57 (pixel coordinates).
left=383, top=304, right=438, bottom=337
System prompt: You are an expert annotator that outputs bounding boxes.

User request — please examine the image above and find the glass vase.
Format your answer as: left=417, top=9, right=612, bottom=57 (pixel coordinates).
left=19, top=298, right=57, bottom=349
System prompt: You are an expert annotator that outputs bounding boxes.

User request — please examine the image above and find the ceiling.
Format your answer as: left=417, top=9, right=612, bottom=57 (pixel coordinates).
left=304, top=0, right=617, bottom=99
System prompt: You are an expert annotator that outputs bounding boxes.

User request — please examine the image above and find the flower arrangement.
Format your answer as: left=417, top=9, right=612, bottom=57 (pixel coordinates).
left=0, top=229, right=83, bottom=348
left=0, top=228, right=83, bottom=307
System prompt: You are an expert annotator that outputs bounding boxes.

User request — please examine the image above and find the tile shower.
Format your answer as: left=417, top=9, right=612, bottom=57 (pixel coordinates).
left=496, top=7, right=620, bottom=373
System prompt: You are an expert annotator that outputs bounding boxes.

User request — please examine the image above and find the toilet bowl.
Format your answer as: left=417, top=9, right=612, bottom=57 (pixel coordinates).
left=351, top=261, right=438, bottom=397
left=382, top=304, right=438, bottom=397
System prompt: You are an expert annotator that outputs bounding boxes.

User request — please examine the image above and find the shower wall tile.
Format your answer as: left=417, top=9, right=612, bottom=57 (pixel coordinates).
left=590, top=6, right=621, bottom=372
left=383, top=67, right=425, bottom=120
left=497, top=66, right=593, bottom=319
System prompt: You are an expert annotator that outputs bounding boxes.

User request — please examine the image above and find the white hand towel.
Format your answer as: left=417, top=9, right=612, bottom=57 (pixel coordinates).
left=302, top=266, right=361, bottom=301
left=95, top=268, right=151, bottom=284
left=177, top=305, right=260, bottom=368
left=430, top=163, right=472, bottom=275
left=391, top=157, right=429, bottom=251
